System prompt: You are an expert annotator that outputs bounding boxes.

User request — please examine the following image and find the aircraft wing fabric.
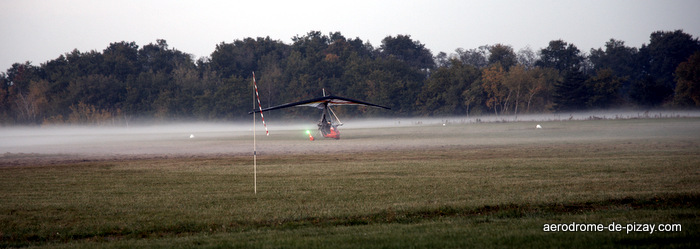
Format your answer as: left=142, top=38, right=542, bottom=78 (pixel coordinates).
left=248, top=95, right=390, bottom=114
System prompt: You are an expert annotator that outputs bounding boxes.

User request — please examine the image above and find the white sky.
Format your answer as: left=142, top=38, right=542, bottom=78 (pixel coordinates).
left=1, top=0, right=699, bottom=71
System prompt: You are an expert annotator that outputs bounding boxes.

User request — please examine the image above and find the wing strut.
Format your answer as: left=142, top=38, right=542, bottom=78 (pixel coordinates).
left=328, top=105, right=343, bottom=126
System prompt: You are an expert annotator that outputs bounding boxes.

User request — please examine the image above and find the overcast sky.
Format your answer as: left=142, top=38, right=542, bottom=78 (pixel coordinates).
left=1, top=0, right=699, bottom=71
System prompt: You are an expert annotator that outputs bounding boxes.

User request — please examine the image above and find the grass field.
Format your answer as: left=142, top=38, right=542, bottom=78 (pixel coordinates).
left=1, top=118, right=699, bottom=248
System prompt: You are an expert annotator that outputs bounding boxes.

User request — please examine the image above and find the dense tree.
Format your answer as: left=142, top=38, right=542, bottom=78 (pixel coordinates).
left=488, top=44, right=517, bottom=71
left=421, top=59, right=480, bottom=115
left=211, top=39, right=255, bottom=79
left=462, top=82, right=486, bottom=117
left=434, top=52, right=451, bottom=68
left=478, top=64, right=555, bottom=116
left=673, top=51, right=700, bottom=107
left=553, top=70, right=590, bottom=111
left=504, top=65, right=528, bottom=116
left=536, top=40, right=585, bottom=72
left=589, top=39, right=639, bottom=103
left=632, top=30, right=700, bottom=106
left=138, top=39, right=193, bottom=74
left=16, top=79, right=49, bottom=123
left=589, top=39, right=638, bottom=78
left=525, top=67, right=558, bottom=113
left=0, top=73, right=10, bottom=121
left=643, top=30, right=700, bottom=88
left=586, top=69, right=622, bottom=108
left=481, top=63, right=509, bottom=115
left=630, top=75, right=672, bottom=107
left=1, top=30, right=699, bottom=125
left=379, top=35, right=435, bottom=70
left=455, top=46, right=489, bottom=69
left=66, top=74, right=124, bottom=112
left=102, top=41, right=139, bottom=81
left=3, top=62, right=44, bottom=123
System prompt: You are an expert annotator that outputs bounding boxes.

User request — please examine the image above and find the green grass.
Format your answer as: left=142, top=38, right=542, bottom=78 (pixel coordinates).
left=1, top=118, right=699, bottom=248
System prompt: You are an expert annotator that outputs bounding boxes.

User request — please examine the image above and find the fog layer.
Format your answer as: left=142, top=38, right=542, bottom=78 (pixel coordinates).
left=2, top=111, right=700, bottom=162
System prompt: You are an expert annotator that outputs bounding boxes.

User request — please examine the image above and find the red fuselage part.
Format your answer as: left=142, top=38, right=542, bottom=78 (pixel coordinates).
left=323, top=127, right=340, bottom=139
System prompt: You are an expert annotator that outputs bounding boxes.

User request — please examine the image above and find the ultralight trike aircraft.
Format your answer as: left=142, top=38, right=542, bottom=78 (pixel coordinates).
left=249, top=93, right=390, bottom=140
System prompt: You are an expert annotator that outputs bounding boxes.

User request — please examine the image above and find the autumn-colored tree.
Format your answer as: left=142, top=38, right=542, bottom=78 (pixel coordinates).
left=674, top=51, right=700, bottom=107
left=504, top=65, right=528, bottom=117
left=481, top=63, right=509, bottom=115
left=67, top=102, right=114, bottom=125
left=2, top=30, right=698, bottom=124
left=525, top=68, right=558, bottom=113
left=14, top=79, right=49, bottom=123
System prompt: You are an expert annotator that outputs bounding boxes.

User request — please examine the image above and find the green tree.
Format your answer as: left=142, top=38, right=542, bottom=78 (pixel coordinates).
left=102, top=41, right=140, bottom=81
left=138, top=39, right=193, bottom=74
left=66, top=74, right=125, bottom=113
left=456, top=46, right=489, bottom=69
left=536, top=40, right=584, bottom=72
left=633, top=30, right=700, bottom=106
left=488, top=44, right=517, bottom=71
left=462, top=81, right=486, bottom=116
left=586, top=69, right=622, bottom=108
left=364, top=56, right=423, bottom=116
left=553, top=70, right=590, bottom=111
left=124, top=71, right=169, bottom=116
left=644, top=30, right=700, bottom=88
left=212, top=76, right=252, bottom=120
left=5, top=62, right=42, bottom=93
left=422, top=59, right=480, bottom=115
left=589, top=39, right=638, bottom=78
left=589, top=39, right=640, bottom=105
left=0, top=72, right=11, bottom=123
left=380, top=35, right=435, bottom=70
left=210, top=39, right=256, bottom=79
left=210, top=37, right=288, bottom=80
left=630, top=76, right=671, bottom=107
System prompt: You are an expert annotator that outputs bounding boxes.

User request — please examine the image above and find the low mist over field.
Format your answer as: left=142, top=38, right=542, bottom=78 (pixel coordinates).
left=3, top=110, right=700, bottom=161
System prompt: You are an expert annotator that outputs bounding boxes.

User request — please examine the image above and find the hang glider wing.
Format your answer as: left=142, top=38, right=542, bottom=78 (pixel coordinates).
left=248, top=95, right=390, bottom=114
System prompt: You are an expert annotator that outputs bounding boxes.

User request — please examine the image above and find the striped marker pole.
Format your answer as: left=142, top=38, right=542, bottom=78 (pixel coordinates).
left=253, top=72, right=269, bottom=136
left=252, top=72, right=269, bottom=195
left=253, top=74, right=257, bottom=194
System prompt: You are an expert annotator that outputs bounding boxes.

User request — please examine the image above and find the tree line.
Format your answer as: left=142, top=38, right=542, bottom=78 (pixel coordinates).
left=1, top=30, right=699, bottom=125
